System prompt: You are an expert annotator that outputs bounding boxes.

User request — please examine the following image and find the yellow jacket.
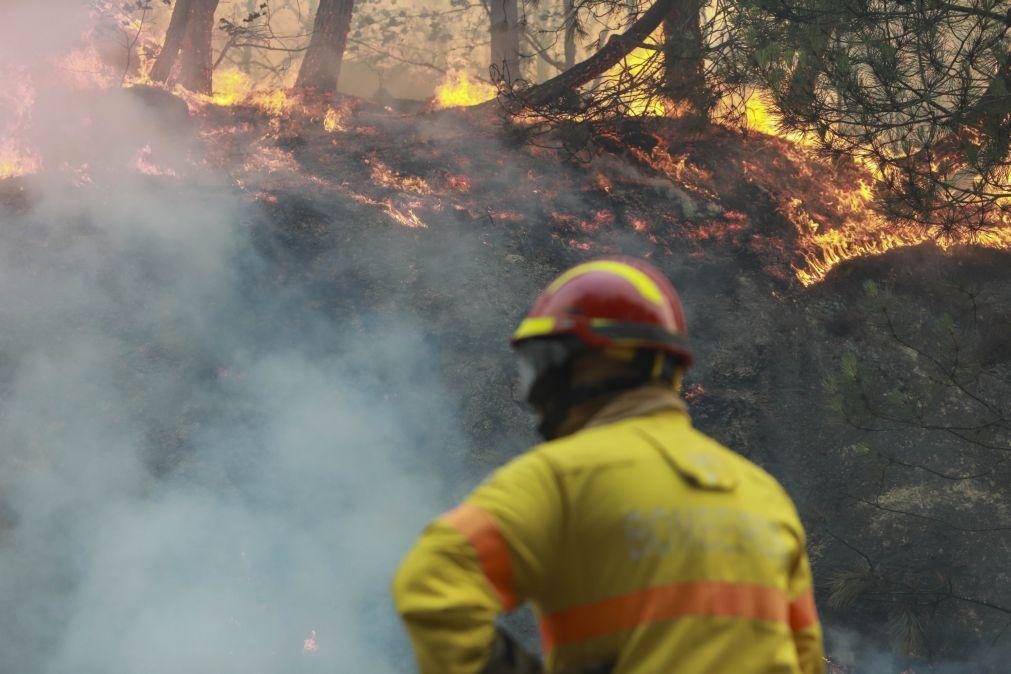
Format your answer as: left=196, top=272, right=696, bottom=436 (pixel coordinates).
left=393, top=387, right=824, bottom=674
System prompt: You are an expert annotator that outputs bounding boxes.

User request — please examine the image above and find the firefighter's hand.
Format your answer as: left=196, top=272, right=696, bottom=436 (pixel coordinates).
left=481, top=627, right=543, bottom=674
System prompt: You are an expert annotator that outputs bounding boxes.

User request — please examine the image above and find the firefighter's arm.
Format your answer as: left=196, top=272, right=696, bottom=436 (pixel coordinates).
left=788, top=535, right=825, bottom=674
left=393, top=452, right=562, bottom=674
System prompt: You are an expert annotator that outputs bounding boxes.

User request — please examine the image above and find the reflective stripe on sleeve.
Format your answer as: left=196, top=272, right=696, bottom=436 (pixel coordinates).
left=788, top=590, right=819, bottom=632
left=440, top=503, right=518, bottom=610
left=540, top=580, right=797, bottom=651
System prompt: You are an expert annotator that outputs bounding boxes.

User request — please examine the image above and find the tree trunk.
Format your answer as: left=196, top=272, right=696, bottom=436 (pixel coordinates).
left=295, top=0, right=356, bottom=93
left=176, top=0, right=221, bottom=93
left=148, top=0, right=220, bottom=94
left=661, top=0, right=709, bottom=117
left=149, top=0, right=194, bottom=83
left=489, top=0, right=521, bottom=83
left=563, top=0, right=577, bottom=70
left=519, top=0, right=679, bottom=108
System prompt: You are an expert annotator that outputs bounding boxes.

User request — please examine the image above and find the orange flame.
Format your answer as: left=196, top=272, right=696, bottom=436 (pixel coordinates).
left=134, top=144, right=177, bottom=177
left=433, top=72, right=496, bottom=109
left=780, top=172, right=1011, bottom=286
left=302, top=629, right=318, bottom=653
left=368, top=159, right=430, bottom=194
left=210, top=69, right=251, bottom=107
left=0, top=68, right=40, bottom=179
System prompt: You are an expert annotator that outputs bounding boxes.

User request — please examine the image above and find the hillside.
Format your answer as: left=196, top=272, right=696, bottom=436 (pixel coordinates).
left=1, top=86, right=1009, bottom=672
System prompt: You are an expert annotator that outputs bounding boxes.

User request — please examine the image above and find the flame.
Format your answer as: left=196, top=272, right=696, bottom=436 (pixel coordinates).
left=0, top=68, right=40, bottom=178
left=770, top=167, right=1011, bottom=285
left=602, top=32, right=668, bottom=117
left=134, top=144, right=177, bottom=177
left=56, top=45, right=118, bottom=90
left=0, top=148, right=40, bottom=179
left=684, top=383, right=705, bottom=403
left=433, top=72, right=497, bottom=109
left=323, top=107, right=347, bottom=133
left=302, top=629, right=318, bottom=653
left=368, top=159, right=430, bottom=194
left=350, top=192, right=427, bottom=229
left=722, top=92, right=1009, bottom=283
left=738, top=95, right=815, bottom=146
left=446, top=174, right=472, bottom=192
left=250, top=89, right=293, bottom=117
left=632, top=145, right=718, bottom=200
left=211, top=69, right=251, bottom=107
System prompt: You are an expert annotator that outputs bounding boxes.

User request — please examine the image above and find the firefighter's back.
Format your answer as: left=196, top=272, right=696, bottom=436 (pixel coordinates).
left=534, top=410, right=816, bottom=674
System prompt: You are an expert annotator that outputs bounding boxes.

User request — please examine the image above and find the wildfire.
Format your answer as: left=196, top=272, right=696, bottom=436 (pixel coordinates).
left=323, top=106, right=348, bottom=133
left=0, top=150, right=39, bottom=179
left=4, top=3, right=1006, bottom=292
left=717, top=92, right=1011, bottom=284
left=351, top=193, right=427, bottom=229
left=794, top=214, right=1011, bottom=287
left=684, top=383, right=706, bottom=403
left=250, top=89, right=293, bottom=117
left=210, top=69, right=251, bottom=107
left=446, top=174, right=472, bottom=192
left=735, top=93, right=815, bottom=146
left=433, top=71, right=497, bottom=109
left=302, top=629, right=319, bottom=653
left=775, top=168, right=1011, bottom=286
left=367, top=159, right=430, bottom=194
left=0, top=67, right=39, bottom=179
left=56, top=45, right=118, bottom=90
left=632, top=146, right=718, bottom=200
left=133, top=144, right=178, bottom=177
left=603, top=32, right=668, bottom=117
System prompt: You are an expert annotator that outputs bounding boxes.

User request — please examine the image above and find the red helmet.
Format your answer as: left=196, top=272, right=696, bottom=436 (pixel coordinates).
left=511, top=257, right=692, bottom=365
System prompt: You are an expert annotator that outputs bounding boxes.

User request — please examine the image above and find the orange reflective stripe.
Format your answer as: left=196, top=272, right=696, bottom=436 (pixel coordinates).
left=788, top=590, right=819, bottom=632
left=540, top=580, right=793, bottom=651
left=441, top=503, right=518, bottom=610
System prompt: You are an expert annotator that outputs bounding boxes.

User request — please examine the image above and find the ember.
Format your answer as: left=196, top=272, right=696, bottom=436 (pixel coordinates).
left=351, top=193, right=428, bottom=229
left=0, top=67, right=39, bottom=178
left=368, top=159, right=430, bottom=195
left=302, top=629, right=318, bottom=653
left=323, top=106, right=347, bottom=133
left=134, top=144, right=177, bottom=177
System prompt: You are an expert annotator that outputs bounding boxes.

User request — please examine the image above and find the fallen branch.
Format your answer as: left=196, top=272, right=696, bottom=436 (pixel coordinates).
left=516, top=0, right=677, bottom=108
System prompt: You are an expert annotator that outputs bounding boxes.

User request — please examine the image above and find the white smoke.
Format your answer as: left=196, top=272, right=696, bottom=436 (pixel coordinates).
left=0, top=3, right=479, bottom=673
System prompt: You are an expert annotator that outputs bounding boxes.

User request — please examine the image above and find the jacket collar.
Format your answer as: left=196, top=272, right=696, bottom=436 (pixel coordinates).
left=582, top=385, right=688, bottom=431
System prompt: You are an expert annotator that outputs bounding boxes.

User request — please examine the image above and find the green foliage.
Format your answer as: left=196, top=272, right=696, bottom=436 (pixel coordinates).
left=828, top=569, right=875, bottom=609
left=818, top=279, right=1011, bottom=659
left=889, top=610, right=925, bottom=657
left=718, top=0, right=1011, bottom=237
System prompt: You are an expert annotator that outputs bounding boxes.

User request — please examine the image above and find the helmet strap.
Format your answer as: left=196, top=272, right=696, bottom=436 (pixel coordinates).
left=537, top=375, right=648, bottom=440
left=535, top=350, right=684, bottom=440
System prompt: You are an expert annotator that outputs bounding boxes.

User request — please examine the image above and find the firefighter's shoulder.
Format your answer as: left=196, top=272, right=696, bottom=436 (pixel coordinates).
left=525, top=413, right=661, bottom=473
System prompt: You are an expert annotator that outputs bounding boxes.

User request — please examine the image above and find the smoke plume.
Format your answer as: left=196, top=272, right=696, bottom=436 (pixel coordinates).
left=0, top=3, right=489, bottom=672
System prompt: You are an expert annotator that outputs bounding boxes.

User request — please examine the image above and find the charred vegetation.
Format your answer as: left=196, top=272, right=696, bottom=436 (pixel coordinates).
left=1, top=0, right=1009, bottom=671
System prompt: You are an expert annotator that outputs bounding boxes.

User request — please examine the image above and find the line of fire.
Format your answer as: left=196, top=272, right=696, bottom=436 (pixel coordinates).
left=0, top=1, right=1008, bottom=673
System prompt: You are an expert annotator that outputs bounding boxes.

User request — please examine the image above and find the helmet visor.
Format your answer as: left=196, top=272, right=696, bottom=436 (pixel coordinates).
left=514, top=339, right=579, bottom=405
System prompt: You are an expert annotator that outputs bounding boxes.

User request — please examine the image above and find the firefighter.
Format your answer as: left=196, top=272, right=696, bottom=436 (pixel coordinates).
left=393, top=257, right=825, bottom=674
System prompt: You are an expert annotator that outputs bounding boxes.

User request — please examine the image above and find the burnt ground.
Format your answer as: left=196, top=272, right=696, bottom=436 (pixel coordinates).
left=1, top=89, right=1009, bottom=669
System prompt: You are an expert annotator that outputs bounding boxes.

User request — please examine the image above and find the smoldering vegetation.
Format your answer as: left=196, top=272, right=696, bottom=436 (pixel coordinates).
left=0, top=88, right=517, bottom=673
left=2, top=1, right=1010, bottom=671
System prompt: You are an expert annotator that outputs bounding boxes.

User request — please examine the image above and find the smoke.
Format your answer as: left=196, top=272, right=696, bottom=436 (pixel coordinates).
left=824, top=625, right=1011, bottom=674
left=0, top=4, right=495, bottom=673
